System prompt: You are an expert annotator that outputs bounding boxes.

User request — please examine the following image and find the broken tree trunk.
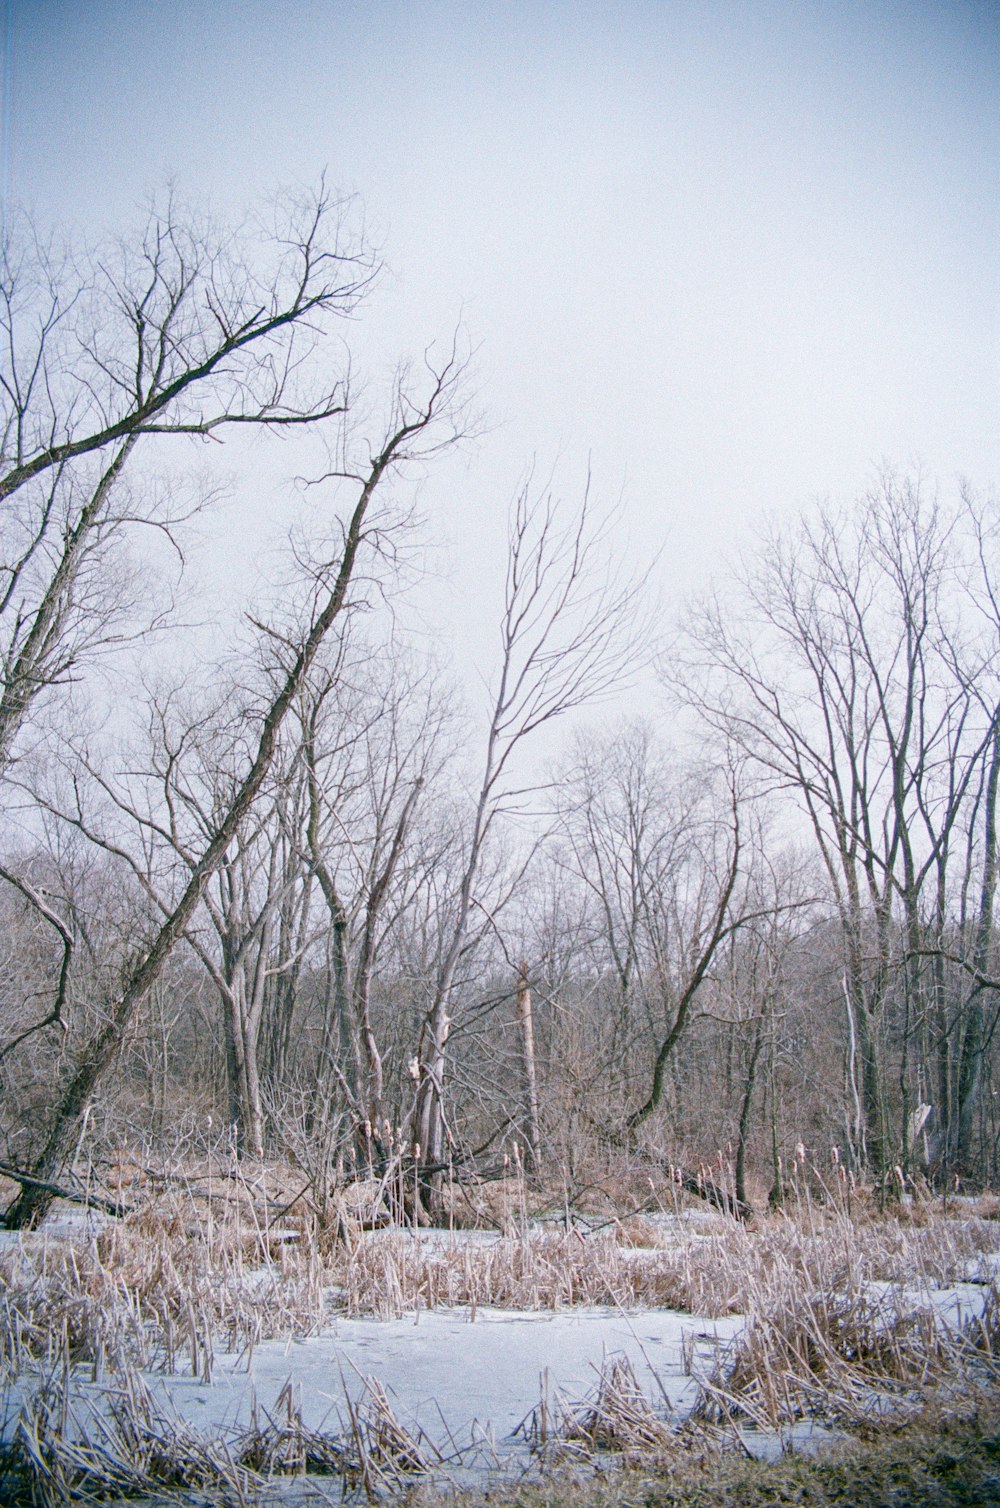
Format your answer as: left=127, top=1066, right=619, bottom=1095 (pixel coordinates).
left=515, top=961, right=542, bottom=1173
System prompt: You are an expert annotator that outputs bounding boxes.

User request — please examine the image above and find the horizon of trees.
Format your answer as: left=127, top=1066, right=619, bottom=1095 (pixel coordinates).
left=2, top=188, right=999, bottom=1227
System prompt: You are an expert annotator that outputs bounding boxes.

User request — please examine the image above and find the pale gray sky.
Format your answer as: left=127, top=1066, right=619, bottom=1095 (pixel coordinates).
left=4, top=0, right=999, bottom=690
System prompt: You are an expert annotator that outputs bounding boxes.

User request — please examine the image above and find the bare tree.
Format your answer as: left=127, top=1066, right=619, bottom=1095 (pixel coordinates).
left=947, top=498, right=1000, bottom=1175
left=2, top=348, right=466, bottom=1227
left=0, top=185, right=376, bottom=777
left=630, top=779, right=746, bottom=1141
left=410, top=477, right=649, bottom=1210
left=153, top=704, right=310, bottom=1159
left=299, top=644, right=455, bottom=1167
left=671, top=476, right=998, bottom=1180
left=558, top=739, right=756, bottom=1137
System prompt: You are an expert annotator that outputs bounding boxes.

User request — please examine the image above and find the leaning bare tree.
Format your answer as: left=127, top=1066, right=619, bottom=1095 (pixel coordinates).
left=0, top=186, right=382, bottom=1125
left=2, top=343, right=466, bottom=1227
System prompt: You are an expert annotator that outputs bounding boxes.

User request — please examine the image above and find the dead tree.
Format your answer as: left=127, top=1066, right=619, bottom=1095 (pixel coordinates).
left=0, top=185, right=376, bottom=777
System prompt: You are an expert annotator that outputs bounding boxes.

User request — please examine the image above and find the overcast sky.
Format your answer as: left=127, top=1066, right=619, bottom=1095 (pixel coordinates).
left=3, top=0, right=999, bottom=700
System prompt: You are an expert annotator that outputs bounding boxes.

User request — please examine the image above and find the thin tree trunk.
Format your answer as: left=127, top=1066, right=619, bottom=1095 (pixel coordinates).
left=515, top=962, right=542, bottom=1172
left=735, top=1008, right=765, bottom=1210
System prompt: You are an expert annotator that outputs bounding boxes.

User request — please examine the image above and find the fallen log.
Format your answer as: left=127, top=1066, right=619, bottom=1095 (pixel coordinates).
left=0, top=1162, right=131, bottom=1221
left=674, top=1167, right=754, bottom=1224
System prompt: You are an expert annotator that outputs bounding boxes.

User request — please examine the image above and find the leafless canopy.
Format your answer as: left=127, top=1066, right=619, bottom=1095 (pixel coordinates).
left=0, top=184, right=378, bottom=775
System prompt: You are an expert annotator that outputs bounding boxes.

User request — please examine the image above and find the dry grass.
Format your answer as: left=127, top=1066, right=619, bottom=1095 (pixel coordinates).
left=1, top=1163, right=999, bottom=1502
left=339, top=1228, right=683, bottom=1316
left=521, top=1354, right=675, bottom=1462
left=0, top=1359, right=439, bottom=1504
left=343, top=1372, right=441, bottom=1496
left=0, top=1365, right=260, bottom=1506
left=694, top=1281, right=1000, bottom=1430
left=1, top=1171, right=997, bottom=1372
left=237, top=1376, right=350, bottom=1478
left=0, top=1216, right=327, bottom=1379
left=422, top=1394, right=1000, bottom=1508
left=327, top=1185, right=999, bottom=1321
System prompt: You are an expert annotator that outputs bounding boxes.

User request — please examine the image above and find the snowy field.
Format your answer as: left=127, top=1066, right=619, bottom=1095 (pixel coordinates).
left=1, top=1202, right=998, bottom=1502
left=117, top=1302, right=740, bottom=1450
left=0, top=1213, right=745, bottom=1482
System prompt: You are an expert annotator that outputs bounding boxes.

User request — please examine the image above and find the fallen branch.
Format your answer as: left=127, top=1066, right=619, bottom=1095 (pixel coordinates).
left=0, top=1162, right=131, bottom=1221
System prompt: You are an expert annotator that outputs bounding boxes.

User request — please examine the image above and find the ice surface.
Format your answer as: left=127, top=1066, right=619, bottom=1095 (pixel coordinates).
left=155, top=1304, right=742, bottom=1447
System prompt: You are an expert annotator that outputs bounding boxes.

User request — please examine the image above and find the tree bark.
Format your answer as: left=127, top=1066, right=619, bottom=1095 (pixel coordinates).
left=735, top=1008, right=764, bottom=1211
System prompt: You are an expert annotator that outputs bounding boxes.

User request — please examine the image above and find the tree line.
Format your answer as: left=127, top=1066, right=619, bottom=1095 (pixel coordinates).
left=2, top=189, right=998, bottom=1227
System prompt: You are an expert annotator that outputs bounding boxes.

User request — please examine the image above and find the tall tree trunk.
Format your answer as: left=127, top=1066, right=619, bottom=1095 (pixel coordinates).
left=3, top=399, right=453, bottom=1229
left=956, top=722, right=1000, bottom=1176
left=735, top=1007, right=765, bottom=1210
left=515, top=962, right=542, bottom=1172
left=842, top=914, right=890, bottom=1181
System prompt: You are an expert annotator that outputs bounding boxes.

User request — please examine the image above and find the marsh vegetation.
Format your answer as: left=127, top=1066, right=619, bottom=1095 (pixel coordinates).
left=0, top=1152, right=998, bottom=1504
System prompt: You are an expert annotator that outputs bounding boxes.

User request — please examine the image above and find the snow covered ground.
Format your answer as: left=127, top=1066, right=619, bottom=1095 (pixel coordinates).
left=1, top=1205, right=997, bottom=1501
left=144, top=1302, right=742, bottom=1451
